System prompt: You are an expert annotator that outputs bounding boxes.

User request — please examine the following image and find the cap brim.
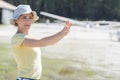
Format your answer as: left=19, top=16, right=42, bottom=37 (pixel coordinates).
left=31, top=11, right=39, bottom=22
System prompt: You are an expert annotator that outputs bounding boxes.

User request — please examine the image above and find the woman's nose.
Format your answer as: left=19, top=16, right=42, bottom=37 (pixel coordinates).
left=25, top=19, right=32, bottom=23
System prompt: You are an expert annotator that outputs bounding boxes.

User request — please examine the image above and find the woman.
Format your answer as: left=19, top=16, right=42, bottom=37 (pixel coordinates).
left=11, top=5, right=72, bottom=80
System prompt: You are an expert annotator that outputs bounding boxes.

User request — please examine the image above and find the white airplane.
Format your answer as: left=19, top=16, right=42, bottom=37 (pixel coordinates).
left=39, top=11, right=120, bottom=28
left=40, top=11, right=86, bottom=26
left=40, top=11, right=120, bottom=26
left=40, top=11, right=120, bottom=41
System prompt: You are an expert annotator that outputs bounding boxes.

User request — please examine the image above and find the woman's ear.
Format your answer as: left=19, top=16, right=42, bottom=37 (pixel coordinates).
left=14, top=19, right=18, bottom=26
left=15, top=19, right=18, bottom=23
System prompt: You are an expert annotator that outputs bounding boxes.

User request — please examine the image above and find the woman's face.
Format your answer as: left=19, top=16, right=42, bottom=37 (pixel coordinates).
left=15, top=13, right=33, bottom=31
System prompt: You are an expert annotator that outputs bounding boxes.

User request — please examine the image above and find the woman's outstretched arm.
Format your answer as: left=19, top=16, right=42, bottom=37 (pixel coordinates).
left=21, top=21, right=72, bottom=47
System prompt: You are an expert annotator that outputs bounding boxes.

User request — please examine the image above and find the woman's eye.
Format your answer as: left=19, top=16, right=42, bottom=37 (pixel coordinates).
left=29, top=16, right=33, bottom=19
left=21, top=15, right=33, bottom=20
left=22, top=16, right=26, bottom=19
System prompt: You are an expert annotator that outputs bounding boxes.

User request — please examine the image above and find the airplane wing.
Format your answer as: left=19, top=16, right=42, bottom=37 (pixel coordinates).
left=40, top=11, right=85, bottom=26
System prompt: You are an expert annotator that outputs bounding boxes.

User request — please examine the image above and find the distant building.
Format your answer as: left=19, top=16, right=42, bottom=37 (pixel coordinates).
left=0, top=0, right=16, bottom=24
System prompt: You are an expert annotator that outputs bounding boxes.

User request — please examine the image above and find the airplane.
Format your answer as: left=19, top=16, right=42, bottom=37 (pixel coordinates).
left=40, top=11, right=120, bottom=42
left=40, top=11, right=120, bottom=28
left=40, top=11, right=86, bottom=26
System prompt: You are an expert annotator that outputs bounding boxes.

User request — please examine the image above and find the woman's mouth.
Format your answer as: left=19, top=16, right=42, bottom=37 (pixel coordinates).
left=24, top=25, right=30, bottom=28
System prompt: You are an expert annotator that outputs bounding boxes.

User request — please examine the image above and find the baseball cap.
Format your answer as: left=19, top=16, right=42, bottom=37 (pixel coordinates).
left=10, top=5, right=39, bottom=25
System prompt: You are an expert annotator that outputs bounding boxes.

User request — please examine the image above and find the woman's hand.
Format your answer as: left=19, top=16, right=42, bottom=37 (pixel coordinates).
left=61, top=21, right=72, bottom=35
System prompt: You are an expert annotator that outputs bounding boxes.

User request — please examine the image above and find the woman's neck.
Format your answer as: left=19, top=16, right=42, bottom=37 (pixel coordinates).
left=17, top=30, right=28, bottom=35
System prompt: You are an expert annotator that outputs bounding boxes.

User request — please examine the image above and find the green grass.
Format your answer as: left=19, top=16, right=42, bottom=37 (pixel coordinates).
left=0, top=43, right=17, bottom=80
left=0, top=43, right=80, bottom=80
left=0, top=43, right=81, bottom=80
left=42, top=57, right=79, bottom=80
left=0, top=42, right=117, bottom=80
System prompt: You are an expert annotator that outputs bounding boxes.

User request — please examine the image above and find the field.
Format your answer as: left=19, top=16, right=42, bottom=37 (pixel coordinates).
left=0, top=23, right=120, bottom=80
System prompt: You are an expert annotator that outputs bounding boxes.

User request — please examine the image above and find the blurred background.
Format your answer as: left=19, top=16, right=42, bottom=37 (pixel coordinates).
left=1, top=0, right=120, bottom=24
left=0, top=0, right=120, bottom=80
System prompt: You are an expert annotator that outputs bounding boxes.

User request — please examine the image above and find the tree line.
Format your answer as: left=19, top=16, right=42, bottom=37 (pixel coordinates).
left=5, top=0, right=120, bottom=21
